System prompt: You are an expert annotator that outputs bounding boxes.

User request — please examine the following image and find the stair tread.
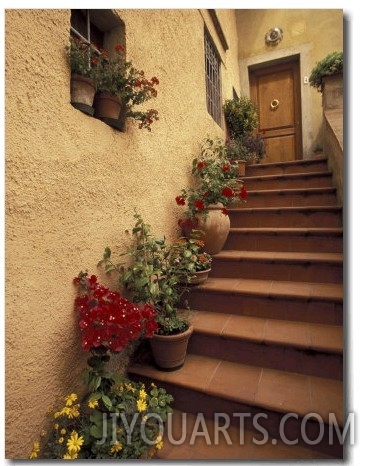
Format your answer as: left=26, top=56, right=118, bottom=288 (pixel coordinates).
left=192, top=277, right=343, bottom=302
left=229, top=227, right=343, bottom=235
left=242, top=170, right=332, bottom=181
left=188, top=310, right=343, bottom=353
left=247, top=157, right=328, bottom=169
left=245, top=186, right=336, bottom=194
left=157, top=409, right=332, bottom=460
left=230, top=205, right=342, bottom=213
left=130, top=354, right=343, bottom=426
left=213, top=250, right=343, bottom=264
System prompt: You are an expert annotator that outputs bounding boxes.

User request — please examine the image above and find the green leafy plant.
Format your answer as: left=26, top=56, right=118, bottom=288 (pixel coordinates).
left=98, top=212, right=198, bottom=336
left=66, top=36, right=99, bottom=79
left=172, top=233, right=212, bottom=274
left=94, top=44, right=159, bottom=130
left=223, top=97, right=259, bottom=138
left=225, top=132, right=266, bottom=163
left=175, top=137, right=247, bottom=226
left=29, top=273, right=173, bottom=459
left=309, top=50, right=343, bottom=92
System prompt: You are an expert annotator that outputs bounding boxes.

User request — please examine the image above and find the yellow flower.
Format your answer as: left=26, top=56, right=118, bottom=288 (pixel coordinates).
left=61, top=428, right=67, bottom=435
left=66, top=431, right=84, bottom=454
left=54, top=423, right=59, bottom=430
left=29, top=442, right=40, bottom=459
left=65, top=393, right=78, bottom=406
left=155, top=435, right=164, bottom=450
left=110, top=440, right=123, bottom=453
left=136, top=398, right=147, bottom=413
left=58, top=437, right=64, bottom=444
left=88, top=399, right=98, bottom=409
left=124, top=383, right=136, bottom=393
left=139, top=389, right=147, bottom=400
left=63, top=451, right=78, bottom=459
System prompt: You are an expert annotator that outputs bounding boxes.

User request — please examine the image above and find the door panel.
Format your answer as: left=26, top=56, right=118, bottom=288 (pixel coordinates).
left=250, top=60, right=302, bottom=162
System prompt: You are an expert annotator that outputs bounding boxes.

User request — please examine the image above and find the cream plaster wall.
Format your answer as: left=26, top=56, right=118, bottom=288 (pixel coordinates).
left=5, top=9, right=240, bottom=458
left=236, top=9, right=343, bottom=158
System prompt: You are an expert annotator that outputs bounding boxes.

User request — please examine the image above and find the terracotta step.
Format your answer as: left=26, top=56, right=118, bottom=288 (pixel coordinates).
left=229, top=206, right=342, bottom=228
left=210, top=250, right=343, bottom=283
left=156, top=409, right=333, bottom=460
left=246, top=157, right=329, bottom=177
left=242, top=187, right=337, bottom=208
left=184, top=277, right=343, bottom=325
left=242, top=171, right=333, bottom=191
left=187, top=310, right=343, bottom=379
left=129, top=354, right=344, bottom=458
left=225, top=227, right=343, bottom=253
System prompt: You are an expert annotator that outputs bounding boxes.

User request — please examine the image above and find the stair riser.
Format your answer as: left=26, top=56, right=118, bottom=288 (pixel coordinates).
left=131, top=377, right=343, bottom=459
left=229, top=210, right=342, bottom=228
left=243, top=175, right=333, bottom=191
left=242, top=191, right=337, bottom=208
left=189, top=334, right=343, bottom=379
left=246, top=160, right=329, bottom=177
left=225, top=233, right=343, bottom=253
left=210, top=260, right=343, bottom=283
left=185, top=293, right=343, bottom=325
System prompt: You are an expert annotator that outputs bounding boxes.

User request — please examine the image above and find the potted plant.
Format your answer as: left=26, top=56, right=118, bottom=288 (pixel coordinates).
left=172, top=233, right=213, bottom=285
left=309, top=50, right=343, bottom=92
left=29, top=272, right=173, bottom=459
left=223, top=96, right=259, bottom=139
left=175, top=137, right=247, bottom=254
left=93, top=44, right=159, bottom=131
left=66, top=36, right=99, bottom=115
left=98, top=212, right=196, bottom=370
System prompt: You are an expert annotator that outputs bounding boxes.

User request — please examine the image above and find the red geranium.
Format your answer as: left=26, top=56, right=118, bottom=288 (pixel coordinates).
left=73, top=272, right=157, bottom=353
left=221, top=187, right=234, bottom=197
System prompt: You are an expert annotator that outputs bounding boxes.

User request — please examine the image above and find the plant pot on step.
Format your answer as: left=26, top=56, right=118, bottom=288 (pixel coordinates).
left=150, top=325, right=194, bottom=370
left=70, top=73, right=97, bottom=116
left=236, top=160, right=247, bottom=176
left=183, top=203, right=231, bottom=255
left=94, top=91, right=122, bottom=120
left=188, top=268, right=211, bottom=285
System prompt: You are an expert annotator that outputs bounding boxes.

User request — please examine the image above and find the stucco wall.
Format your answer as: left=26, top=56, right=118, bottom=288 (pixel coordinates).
left=5, top=9, right=240, bottom=458
left=236, top=9, right=343, bottom=157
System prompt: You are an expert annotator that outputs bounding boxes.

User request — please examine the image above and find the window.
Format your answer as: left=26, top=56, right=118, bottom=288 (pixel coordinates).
left=204, top=30, right=222, bottom=126
left=70, top=9, right=126, bottom=130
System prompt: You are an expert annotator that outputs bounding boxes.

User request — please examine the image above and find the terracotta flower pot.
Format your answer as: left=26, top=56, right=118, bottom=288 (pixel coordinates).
left=94, top=91, right=122, bottom=120
left=188, top=268, right=211, bottom=285
left=150, top=325, right=194, bottom=370
left=183, top=203, right=230, bottom=255
left=70, top=73, right=97, bottom=115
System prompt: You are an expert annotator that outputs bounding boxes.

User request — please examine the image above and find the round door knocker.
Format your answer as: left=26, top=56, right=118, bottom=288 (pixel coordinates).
left=270, top=99, right=280, bottom=111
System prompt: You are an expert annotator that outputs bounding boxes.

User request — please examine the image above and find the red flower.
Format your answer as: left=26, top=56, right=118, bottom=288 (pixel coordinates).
left=222, top=164, right=230, bottom=172
left=194, top=200, right=205, bottom=210
left=202, top=192, right=209, bottom=198
left=221, top=187, right=234, bottom=197
left=115, top=44, right=125, bottom=53
left=221, top=208, right=229, bottom=215
left=151, top=77, right=159, bottom=85
left=239, top=186, right=248, bottom=199
left=197, top=161, right=206, bottom=169
left=175, top=196, right=186, bottom=206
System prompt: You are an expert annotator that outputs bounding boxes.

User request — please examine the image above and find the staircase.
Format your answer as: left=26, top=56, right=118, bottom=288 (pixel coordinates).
left=129, top=156, right=344, bottom=460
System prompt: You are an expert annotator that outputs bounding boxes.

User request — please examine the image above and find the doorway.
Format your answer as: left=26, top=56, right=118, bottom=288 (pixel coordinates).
left=249, top=57, right=302, bottom=163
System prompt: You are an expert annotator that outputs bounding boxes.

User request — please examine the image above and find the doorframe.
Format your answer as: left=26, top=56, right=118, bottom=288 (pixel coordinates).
left=238, top=43, right=314, bottom=159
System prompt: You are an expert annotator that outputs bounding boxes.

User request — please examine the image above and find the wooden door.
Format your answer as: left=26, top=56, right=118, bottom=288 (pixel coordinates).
left=250, top=59, right=302, bottom=163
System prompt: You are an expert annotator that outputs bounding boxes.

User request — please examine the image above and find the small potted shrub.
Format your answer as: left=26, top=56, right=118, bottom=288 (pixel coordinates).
left=223, top=96, right=259, bottom=138
left=175, top=137, right=247, bottom=254
left=93, top=44, right=159, bottom=131
left=98, top=212, right=196, bottom=370
left=66, top=36, right=99, bottom=115
left=309, top=50, right=343, bottom=92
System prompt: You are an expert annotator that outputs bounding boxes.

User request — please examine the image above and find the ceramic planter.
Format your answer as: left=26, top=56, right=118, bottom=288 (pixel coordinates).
left=93, top=91, right=122, bottom=120
left=70, top=73, right=97, bottom=116
left=150, top=325, right=194, bottom=370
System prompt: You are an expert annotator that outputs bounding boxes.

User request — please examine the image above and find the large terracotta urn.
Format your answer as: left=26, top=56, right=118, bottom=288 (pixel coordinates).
left=184, top=203, right=231, bottom=255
